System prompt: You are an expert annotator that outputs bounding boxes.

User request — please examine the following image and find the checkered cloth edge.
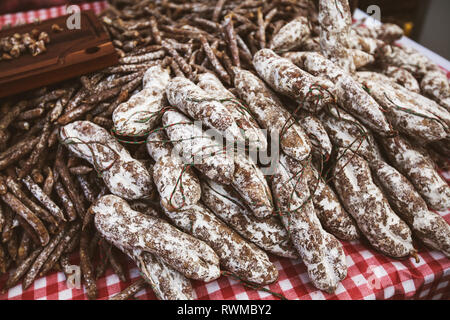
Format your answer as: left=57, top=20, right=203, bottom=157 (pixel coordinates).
left=0, top=2, right=449, bottom=300
left=0, top=1, right=108, bottom=29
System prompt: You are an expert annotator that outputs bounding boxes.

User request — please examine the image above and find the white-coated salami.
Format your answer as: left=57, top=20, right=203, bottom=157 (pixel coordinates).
left=380, top=136, right=450, bottom=211
left=113, top=65, right=171, bottom=136
left=163, top=203, right=278, bottom=285
left=162, top=110, right=235, bottom=185
left=271, top=154, right=347, bottom=293
left=197, top=72, right=267, bottom=150
left=371, top=160, right=450, bottom=257
left=201, top=178, right=298, bottom=259
left=165, top=77, right=243, bottom=142
left=269, top=16, right=311, bottom=53
left=233, top=66, right=312, bottom=161
left=253, top=49, right=335, bottom=113
left=333, top=149, right=415, bottom=258
left=60, top=121, right=154, bottom=200
left=283, top=51, right=392, bottom=135
left=147, top=130, right=201, bottom=211
left=231, top=154, right=273, bottom=219
left=92, top=195, right=220, bottom=282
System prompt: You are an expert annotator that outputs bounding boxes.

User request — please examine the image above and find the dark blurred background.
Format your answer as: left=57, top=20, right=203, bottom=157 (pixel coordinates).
left=354, top=0, right=450, bottom=59
left=1, top=0, right=449, bottom=59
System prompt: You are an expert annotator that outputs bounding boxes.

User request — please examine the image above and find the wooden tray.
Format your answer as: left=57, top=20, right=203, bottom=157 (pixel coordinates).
left=0, top=10, right=118, bottom=98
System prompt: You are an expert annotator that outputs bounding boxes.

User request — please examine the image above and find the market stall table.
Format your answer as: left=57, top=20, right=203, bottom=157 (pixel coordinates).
left=0, top=2, right=448, bottom=300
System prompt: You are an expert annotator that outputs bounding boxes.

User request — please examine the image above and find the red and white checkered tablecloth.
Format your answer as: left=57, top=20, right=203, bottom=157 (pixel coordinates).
left=0, top=1, right=108, bottom=28
left=0, top=3, right=449, bottom=300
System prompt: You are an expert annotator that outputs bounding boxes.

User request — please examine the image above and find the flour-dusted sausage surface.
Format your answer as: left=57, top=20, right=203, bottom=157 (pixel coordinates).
left=165, top=77, right=243, bottom=142
left=119, top=244, right=195, bottom=300
left=318, top=0, right=355, bottom=73
left=147, top=130, right=201, bottom=211
left=333, top=149, right=415, bottom=258
left=318, top=107, right=382, bottom=162
left=113, top=65, right=170, bottom=136
left=421, top=69, right=450, bottom=111
left=383, top=66, right=420, bottom=93
left=92, top=195, right=220, bottom=282
left=283, top=156, right=360, bottom=241
left=163, top=203, right=278, bottom=285
left=283, top=51, right=392, bottom=135
left=197, top=72, right=267, bottom=150
left=233, top=66, right=311, bottom=161
left=271, top=154, right=347, bottom=293
left=371, top=160, right=450, bottom=257
left=201, top=178, right=298, bottom=259
left=162, top=110, right=235, bottom=185
left=377, top=44, right=434, bottom=78
left=352, top=23, right=403, bottom=43
left=297, top=111, right=332, bottom=159
left=60, top=121, right=154, bottom=200
left=380, top=136, right=450, bottom=211
left=231, top=154, right=273, bottom=219
left=269, top=16, right=311, bottom=53
left=355, top=72, right=447, bottom=142
left=253, top=49, right=335, bottom=113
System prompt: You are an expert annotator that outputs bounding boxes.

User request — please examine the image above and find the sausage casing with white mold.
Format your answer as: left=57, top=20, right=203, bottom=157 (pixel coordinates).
left=371, top=160, right=450, bottom=257
left=283, top=51, right=392, bottom=136
left=379, top=136, right=450, bottom=211
left=60, top=121, right=153, bottom=200
left=165, top=77, right=243, bottom=143
left=283, top=156, right=360, bottom=241
left=112, top=65, right=170, bottom=136
left=201, top=178, right=298, bottom=259
left=253, top=49, right=335, bottom=113
left=162, top=110, right=235, bottom=185
left=146, top=130, right=201, bottom=211
left=118, top=244, right=195, bottom=300
left=269, top=16, right=311, bottom=53
left=197, top=72, right=267, bottom=150
left=92, top=195, right=220, bottom=282
left=333, top=149, right=415, bottom=258
left=271, top=154, right=347, bottom=293
left=233, top=66, right=311, bottom=161
left=231, top=154, right=273, bottom=219
left=163, top=203, right=279, bottom=285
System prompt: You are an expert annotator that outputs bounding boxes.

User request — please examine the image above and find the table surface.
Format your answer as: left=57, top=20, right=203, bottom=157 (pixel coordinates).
left=0, top=2, right=449, bottom=300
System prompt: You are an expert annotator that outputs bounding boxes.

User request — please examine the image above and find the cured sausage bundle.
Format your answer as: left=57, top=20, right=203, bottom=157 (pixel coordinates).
left=146, top=130, right=201, bottom=211
left=165, top=77, right=243, bottom=143
left=1, top=0, right=449, bottom=300
left=231, top=154, right=274, bottom=219
left=253, top=49, right=335, bottom=113
left=355, top=72, right=447, bottom=142
left=283, top=156, right=360, bottom=241
left=297, top=111, right=332, bottom=160
left=333, top=149, right=415, bottom=258
left=201, top=178, right=298, bottom=259
left=233, top=66, right=312, bottom=161
left=380, top=137, right=450, bottom=211
left=112, top=65, right=171, bottom=136
left=197, top=72, right=267, bottom=150
left=283, top=51, right=392, bottom=135
left=318, top=0, right=355, bottom=73
left=162, top=203, right=279, bottom=285
left=92, top=195, right=221, bottom=282
left=60, top=121, right=154, bottom=200
left=118, top=245, right=195, bottom=300
left=269, top=16, right=311, bottom=53
left=371, top=160, right=450, bottom=257
left=271, top=153, right=347, bottom=293
left=162, top=110, right=235, bottom=185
